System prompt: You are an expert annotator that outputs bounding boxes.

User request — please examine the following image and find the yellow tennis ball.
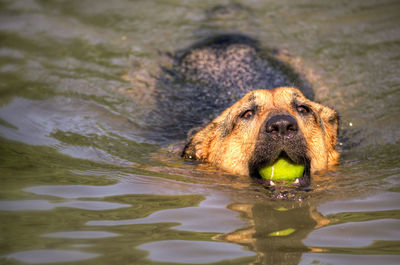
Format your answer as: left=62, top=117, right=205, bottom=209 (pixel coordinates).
left=259, top=157, right=305, bottom=182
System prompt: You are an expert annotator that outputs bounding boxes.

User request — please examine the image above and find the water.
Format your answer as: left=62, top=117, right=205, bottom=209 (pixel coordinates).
left=0, top=0, right=399, bottom=264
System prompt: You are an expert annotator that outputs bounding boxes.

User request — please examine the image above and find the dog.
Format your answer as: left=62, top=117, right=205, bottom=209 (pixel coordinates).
left=182, top=87, right=339, bottom=187
left=150, top=34, right=339, bottom=187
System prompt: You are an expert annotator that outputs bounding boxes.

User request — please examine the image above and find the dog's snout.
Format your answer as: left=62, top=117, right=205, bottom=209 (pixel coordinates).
left=266, top=114, right=298, bottom=139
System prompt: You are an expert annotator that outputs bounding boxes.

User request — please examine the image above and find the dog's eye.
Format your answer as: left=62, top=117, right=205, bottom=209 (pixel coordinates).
left=240, top=109, right=255, bottom=120
left=296, top=105, right=311, bottom=115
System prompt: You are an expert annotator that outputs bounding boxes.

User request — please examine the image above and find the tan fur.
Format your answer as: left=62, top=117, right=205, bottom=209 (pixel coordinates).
left=183, top=87, right=339, bottom=176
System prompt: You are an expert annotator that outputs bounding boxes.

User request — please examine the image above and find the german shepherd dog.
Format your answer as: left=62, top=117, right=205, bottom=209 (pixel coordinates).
left=159, top=34, right=339, bottom=187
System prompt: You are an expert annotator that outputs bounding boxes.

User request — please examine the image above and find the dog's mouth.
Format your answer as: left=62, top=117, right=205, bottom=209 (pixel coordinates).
left=251, top=152, right=311, bottom=188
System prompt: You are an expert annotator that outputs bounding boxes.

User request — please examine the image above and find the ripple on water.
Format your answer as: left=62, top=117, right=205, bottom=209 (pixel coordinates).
left=317, top=192, right=400, bottom=215
left=299, top=253, right=400, bottom=265
left=0, top=199, right=130, bottom=211
left=23, top=177, right=200, bottom=198
left=5, top=250, right=99, bottom=264
left=87, top=193, right=247, bottom=233
left=43, top=231, right=118, bottom=239
left=137, top=240, right=255, bottom=264
left=304, top=219, right=400, bottom=248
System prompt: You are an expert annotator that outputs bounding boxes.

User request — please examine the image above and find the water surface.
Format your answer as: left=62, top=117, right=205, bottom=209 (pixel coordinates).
left=1, top=1, right=399, bottom=265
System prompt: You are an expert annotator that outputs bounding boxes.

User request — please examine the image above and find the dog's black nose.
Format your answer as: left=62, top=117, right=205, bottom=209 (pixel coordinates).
left=266, top=114, right=298, bottom=139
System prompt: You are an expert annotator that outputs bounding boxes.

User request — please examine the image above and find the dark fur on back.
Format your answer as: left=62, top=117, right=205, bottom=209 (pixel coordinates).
left=149, top=34, right=313, bottom=143
left=175, top=34, right=313, bottom=97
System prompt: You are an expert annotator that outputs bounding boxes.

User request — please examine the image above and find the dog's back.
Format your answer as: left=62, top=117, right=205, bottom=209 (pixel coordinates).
left=175, top=34, right=311, bottom=95
left=151, top=34, right=312, bottom=142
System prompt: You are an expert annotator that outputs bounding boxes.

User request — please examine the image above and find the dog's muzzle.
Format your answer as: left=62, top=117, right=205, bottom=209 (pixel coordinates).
left=248, top=113, right=311, bottom=187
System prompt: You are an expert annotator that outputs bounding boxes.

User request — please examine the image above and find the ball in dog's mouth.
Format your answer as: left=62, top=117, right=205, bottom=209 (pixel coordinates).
left=258, top=156, right=305, bottom=186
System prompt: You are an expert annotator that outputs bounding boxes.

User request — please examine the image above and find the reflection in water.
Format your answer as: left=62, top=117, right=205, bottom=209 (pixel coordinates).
left=5, top=152, right=400, bottom=265
left=222, top=202, right=322, bottom=265
left=223, top=190, right=400, bottom=265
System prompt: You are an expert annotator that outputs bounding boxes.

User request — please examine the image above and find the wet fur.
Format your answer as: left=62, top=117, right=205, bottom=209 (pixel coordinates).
left=182, top=87, right=339, bottom=178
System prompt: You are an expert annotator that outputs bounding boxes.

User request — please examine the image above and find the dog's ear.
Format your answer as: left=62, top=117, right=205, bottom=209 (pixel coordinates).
left=181, top=122, right=216, bottom=160
left=320, top=105, right=339, bottom=148
left=182, top=107, right=234, bottom=160
left=181, top=126, right=203, bottom=158
left=314, top=103, right=340, bottom=165
left=182, top=138, right=197, bottom=159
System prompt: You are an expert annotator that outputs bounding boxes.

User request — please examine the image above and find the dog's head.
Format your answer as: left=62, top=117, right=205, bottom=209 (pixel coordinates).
left=182, top=87, right=339, bottom=186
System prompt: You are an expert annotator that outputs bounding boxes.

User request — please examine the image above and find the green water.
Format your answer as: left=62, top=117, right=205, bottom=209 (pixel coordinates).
left=1, top=1, right=400, bottom=264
